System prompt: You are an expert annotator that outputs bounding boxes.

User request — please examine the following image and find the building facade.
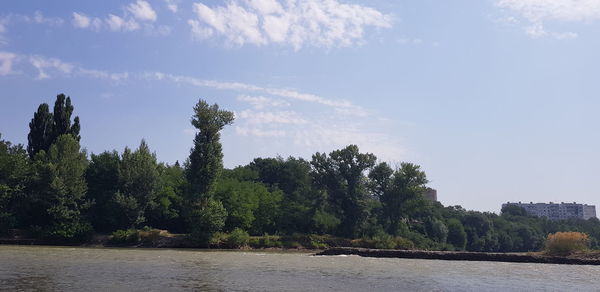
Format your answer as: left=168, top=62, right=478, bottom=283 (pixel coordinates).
left=502, top=202, right=597, bottom=220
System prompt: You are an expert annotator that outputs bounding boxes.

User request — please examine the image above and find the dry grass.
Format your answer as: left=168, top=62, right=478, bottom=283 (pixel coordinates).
left=544, top=232, right=589, bottom=256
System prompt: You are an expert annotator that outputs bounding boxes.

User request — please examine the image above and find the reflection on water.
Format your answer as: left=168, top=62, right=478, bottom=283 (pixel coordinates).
left=1, top=245, right=600, bottom=291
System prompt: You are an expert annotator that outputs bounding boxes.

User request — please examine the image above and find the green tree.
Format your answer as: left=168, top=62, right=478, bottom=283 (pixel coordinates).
left=85, top=151, right=121, bottom=232
left=27, top=104, right=53, bottom=158
left=27, top=94, right=80, bottom=158
left=311, top=145, right=376, bottom=238
left=51, top=94, right=80, bottom=142
left=377, top=163, right=429, bottom=235
left=0, top=134, right=30, bottom=234
left=32, top=135, right=91, bottom=240
left=447, top=218, right=467, bottom=250
left=186, top=99, right=234, bottom=203
left=249, top=157, right=317, bottom=234
left=188, top=198, right=227, bottom=244
left=185, top=99, right=234, bottom=241
left=113, top=140, right=159, bottom=229
left=146, top=162, right=186, bottom=232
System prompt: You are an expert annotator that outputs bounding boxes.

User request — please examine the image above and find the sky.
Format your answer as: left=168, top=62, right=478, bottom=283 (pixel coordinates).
left=1, top=0, right=600, bottom=213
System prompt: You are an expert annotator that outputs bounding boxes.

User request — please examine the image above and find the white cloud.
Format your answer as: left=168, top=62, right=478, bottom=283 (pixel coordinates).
left=0, top=51, right=17, bottom=75
left=496, top=0, right=600, bottom=38
left=1, top=53, right=128, bottom=81
left=144, top=71, right=368, bottom=117
left=78, top=68, right=129, bottom=82
left=236, top=126, right=286, bottom=137
left=128, top=0, right=157, bottom=22
left=26, top=11, right=64, bottom=26
left=237, top=95, right=290, bottom=109
left=72, top=12, right=91, bottom=28
left=164, top=0, right=179, bottom=13
left=72, top=1, right=165, bottom=33
left=237, top=109, right=308, bottom=125
left=106, top=14, right=140, bottom=31
left=188, top=0, right=393, bottom=49
left=29, top=55, right=74, bottom=79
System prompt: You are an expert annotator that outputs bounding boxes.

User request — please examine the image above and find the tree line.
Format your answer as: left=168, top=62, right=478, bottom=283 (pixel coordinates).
left=1, top=94, right=600, bottom=251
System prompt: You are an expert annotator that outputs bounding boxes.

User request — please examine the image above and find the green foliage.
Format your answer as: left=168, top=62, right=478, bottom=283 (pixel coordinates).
left=27, top=103, right=54, bottom=158
left=113, top=140, right=159, bottom=228
left=110, top=229, right=140, bottom=245
left=186, top=99, right=234, bottom=203
left=447, top=218, right=467, bottom=250
left=312, top=209, right=341, bottom=234
left=501, top=205, right=529, bottom=217
left=0, top=134, right=30, bottom=234
left=86, top=151, right=121, bottom=232
left=376, top=162, right=429, bottom=235
left=31, top=135, right=90, bottom=241
left=9, top=98, right=600, bottom=253
left=146, top=162, right=185, bottom=232
left=189, top=198, right=228, bottom=244
left=226, top=228, right=250, bottom=248
left=311, top=145, right=376, bottom=238
left=27, top=94, right=80, bottom=158
left=429, top=219, right=449, bottom=244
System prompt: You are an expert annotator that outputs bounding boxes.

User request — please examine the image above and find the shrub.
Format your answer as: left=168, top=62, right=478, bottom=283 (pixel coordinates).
left=140, top=229, right=162, bottom=247
left=282, top=240, right=301, bottom=249
left=110, top=229, right=139, bottom=245
left=226, top=228, right=249, bottom=248
left=544, top=232, right=589, bottom=256
left=394, top=237, right=415, bottom=250
left=209, top=231, right=228, bottom=247
left=373, top=233, right=397, bottom=249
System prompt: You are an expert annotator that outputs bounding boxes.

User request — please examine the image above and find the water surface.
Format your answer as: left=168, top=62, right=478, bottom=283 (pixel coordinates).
left=1, top=245, right=599, bottom=291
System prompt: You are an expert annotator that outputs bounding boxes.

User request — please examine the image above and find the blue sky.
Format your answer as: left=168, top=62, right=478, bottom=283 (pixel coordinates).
left=1, top=0, right=600, bottom=213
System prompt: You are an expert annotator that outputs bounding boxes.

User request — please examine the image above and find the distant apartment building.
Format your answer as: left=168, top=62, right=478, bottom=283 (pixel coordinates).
left=502, top=201, right=597, bottom=220
left=422, top=188, right=437, bottom=202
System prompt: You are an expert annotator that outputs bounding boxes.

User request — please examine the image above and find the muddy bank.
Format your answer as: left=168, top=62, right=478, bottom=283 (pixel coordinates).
left=315, top=247, right=600, bottom=266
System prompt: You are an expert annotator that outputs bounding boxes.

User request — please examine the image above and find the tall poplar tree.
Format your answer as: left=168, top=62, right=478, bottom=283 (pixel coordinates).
left=27, top=94, right=81, bottom=158
left=186, top=100, right=234, bottom=203
left=186, top=99, right=234, bottom=242
left=27, top=104, right=53, bottom=158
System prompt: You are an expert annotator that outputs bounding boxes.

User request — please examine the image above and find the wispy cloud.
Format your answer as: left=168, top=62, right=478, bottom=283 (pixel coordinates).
left=164, top=0, right=179, bottom=13
left=0, top=11, right=65, bottom=46
left=144, top=71, right=369, bottom=117
left=237, top=109, right=308, bottom=125
left=71, top=0, right=161, bottom=33
left=29, top=55, right=74, bottom=79
left=72, top=12, right=103, bottom=30
left=106, top=14, right=140, bottom=32
left=237, top=95, right=291, bottom=109
left=496, top=0, right=600, bottom=38
left=0, top=51, right=17, bottom=75
left=188, top=0, right=393, bottom=49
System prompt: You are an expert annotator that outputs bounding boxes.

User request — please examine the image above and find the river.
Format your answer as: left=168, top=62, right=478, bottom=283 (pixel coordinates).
left=1, top=245, right=599, bottom=291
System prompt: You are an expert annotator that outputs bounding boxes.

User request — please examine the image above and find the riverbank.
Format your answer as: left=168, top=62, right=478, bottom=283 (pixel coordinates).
left=4, top=235, right=600, bottom=266
left=315, top=247, right=600, bottom=266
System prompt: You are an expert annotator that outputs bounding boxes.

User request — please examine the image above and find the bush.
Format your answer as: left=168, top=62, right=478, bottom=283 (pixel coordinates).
left=139, top=229, right=162, bottom=247
left=226, top=228, right=249, bottom=248
left=544, top=232, right=589, bottom=256
left=110, top=229, right=140, bottom=245
left=373, top=233, right=397, bottom=249
left=209, top=231, right=228, bottom=247
left=394, top=237, right=415, bottom=250
left=188, top=199, right=228, bottom=244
